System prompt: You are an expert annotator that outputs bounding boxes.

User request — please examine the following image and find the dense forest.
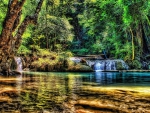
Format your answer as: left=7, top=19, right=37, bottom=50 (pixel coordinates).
left=0, top=0, right=150, bottom=74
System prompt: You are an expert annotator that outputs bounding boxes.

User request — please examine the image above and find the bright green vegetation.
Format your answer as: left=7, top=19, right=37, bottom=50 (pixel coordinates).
left=0, top=0, right=8, bottom=33
left=0, top=0, right=150, bottom=69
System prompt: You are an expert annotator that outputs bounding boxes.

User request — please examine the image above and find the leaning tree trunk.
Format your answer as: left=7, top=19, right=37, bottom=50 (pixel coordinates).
left=0, top=0, right=43, bottom=75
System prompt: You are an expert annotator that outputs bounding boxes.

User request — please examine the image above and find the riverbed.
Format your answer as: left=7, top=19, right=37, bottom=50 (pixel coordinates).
left=0, top=72, right=150, bottom=112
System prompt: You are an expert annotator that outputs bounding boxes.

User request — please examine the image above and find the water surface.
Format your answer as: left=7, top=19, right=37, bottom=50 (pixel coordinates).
left=0, top=72, right=150, bottom=112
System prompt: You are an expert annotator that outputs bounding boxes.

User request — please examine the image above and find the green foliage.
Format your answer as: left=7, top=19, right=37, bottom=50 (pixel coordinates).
left=21, top=0, right=38, bottom=21
left=75, top=0, right=150, bottom=62
left=91, top=43, right=103, bottom=54
left=30, top=49, right=74, bottom=71
left=16, top=0, right=150, bottom=68
left=122, top=6, right=132, bottom=27
left=38, top=49, right=58, bottom=57
left=31, top=50, right=58, bottom=70
left=127, top=60, right=142, bottom=69
left=0, top=0, right=9, bottom=33
left=32, top=57, right=58, bottom=67
left=21, top=15, right=74, bottom=52
left=46, top=15, right=73, bottom=41
left=73, top=48, right=89, bottom=55
left=59, top=51, right=73, bottom=58
left=17, top=45, right=31, bottom=55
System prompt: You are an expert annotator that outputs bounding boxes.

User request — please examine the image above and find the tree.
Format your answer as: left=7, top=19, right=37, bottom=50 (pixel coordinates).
left=77, top=0, right=150, bottom=61
left=0, top=0, right=44, bottom=75
left=20, top=0, right=74, bottom=53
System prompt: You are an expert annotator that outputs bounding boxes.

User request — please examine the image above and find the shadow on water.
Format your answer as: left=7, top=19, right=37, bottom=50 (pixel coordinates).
left=0, top=71, right=150, bottom=112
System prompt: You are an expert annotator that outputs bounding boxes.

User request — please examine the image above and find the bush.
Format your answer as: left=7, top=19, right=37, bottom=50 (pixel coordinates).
left=72, top=48, right=89, bottom=55
left=17, top=45, right=31, bottom=55
left=91, top=43, right=103, bottom=54
left=127, top=60, right=142, bottom=69
left=30, top=50, right=75, bottom=71
left=116, top=62, right=124, bottom=70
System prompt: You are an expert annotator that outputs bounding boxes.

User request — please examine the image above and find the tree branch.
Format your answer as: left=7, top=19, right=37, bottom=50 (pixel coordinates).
left=14, top=0, right=44, bottom=52
left=0, top=0, right=26, bottom=46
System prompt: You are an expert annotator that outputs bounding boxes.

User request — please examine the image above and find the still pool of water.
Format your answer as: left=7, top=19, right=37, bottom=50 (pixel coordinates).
left=0, top=71, right=150, bottom=113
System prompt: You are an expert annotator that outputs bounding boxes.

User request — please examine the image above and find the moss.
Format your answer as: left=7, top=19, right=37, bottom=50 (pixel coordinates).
left=116, top=62, right=124, bottom=70
left=67, top=63, right=93, bottom=72
left=22, top=49, right=93, bottom=72
left=127, top=60, right=142, bottom=69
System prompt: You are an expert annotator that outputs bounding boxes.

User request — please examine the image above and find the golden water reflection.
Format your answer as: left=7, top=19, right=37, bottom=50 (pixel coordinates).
left=0, top=72, right=150, bottom=112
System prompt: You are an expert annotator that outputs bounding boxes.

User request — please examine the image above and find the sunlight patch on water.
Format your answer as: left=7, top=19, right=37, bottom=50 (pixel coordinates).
left=23, top=71, right=91, bottom=77
left=82, top=86, right=150, bottom=95
left=0, top=72, right=150, bottom=112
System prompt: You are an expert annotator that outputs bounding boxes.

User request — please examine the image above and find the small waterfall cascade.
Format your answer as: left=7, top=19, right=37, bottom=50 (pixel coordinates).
left=69, top=57, right=129, bottom=71
left=94, top=61, right=105, bottom=71
left=105, top=61, right=116, bottom=71
left=86, top=59, right=129, bottom=71
left=14, top=57, right=23, bottom=71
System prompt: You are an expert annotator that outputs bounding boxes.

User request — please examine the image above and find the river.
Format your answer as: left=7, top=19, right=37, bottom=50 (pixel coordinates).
left=0, top=72, right=150, bottom=112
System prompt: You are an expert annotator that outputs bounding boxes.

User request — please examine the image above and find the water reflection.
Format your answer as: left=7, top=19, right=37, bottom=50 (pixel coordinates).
left=84, top=72, right=150, bottom=86
left=94, top=72, right=115, bottom=84
left=0, top=72, right=150, bottom=112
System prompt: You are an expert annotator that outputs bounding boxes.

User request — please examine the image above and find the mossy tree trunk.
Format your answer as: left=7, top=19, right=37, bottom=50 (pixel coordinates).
left=129, top=27, right=135, bottom=60
left=0, top=0, right=43, bottom=75
left=135, top=22, right=149, bottom=58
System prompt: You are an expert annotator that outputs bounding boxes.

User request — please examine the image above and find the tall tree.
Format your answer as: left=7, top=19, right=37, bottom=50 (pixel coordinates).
left=0, top=0, right=44, bottom=75
left=21, top=0, right=74, bottom=52
left=78, top=0, right=150, bottom=61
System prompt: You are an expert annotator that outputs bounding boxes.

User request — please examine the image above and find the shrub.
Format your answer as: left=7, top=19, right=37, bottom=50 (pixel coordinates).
left=127, top=60, right=142, bottom=69
left=17, top=45, right=31, bottom=55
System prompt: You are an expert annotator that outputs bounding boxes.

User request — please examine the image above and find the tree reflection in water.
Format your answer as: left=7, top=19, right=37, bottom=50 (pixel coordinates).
left=0, top=72, right=150, bottom=112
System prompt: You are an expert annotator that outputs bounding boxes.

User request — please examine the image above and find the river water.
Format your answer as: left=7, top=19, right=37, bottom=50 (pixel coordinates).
left=0, top=72, right=150, bottom=113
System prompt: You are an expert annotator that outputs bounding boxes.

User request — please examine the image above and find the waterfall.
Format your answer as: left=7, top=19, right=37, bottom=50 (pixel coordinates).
left=87, top=60, right=129, bottom=71
left=70, top=57, right=129, bottom=71
left=94, top=61, right=105, bottom=71
left=105, top=61, right=116, bottom=71
left=15, top=57, right=23, bottom=71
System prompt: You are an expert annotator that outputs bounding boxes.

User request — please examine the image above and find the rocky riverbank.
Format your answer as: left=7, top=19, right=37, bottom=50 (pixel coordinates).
left=14, top=55, right=129, bottom=72
left=12, top=52, right=150, bottom=72
left=19, top=55, right=93, bottom=72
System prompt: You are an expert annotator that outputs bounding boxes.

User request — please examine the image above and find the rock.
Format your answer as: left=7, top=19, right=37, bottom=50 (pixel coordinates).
left=80, top=58, right=87, bottom=65
left=67, top=63, right=93, bottom=72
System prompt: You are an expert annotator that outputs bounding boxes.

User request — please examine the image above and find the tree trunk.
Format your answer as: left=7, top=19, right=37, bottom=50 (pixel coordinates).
left=0, top=0, right=43, bottom=75
left=136, top=23, right=149, bottom=56
left=141, top=23, right=149, bottom=53
left=130, top=27, right=135, bottom=60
